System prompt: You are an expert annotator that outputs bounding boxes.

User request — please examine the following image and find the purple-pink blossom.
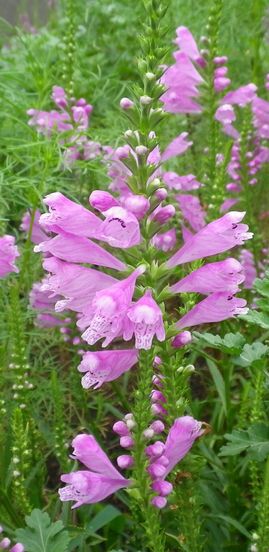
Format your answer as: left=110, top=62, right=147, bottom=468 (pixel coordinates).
left=0, top=235, right=20, bottom=278
left=176, top=292, right=248, bottom=329
left=59, top=434, right=130, bottom=508
left=123, top=290, right=165, bottom=350
left=77, top=349, right=138, bottom=388
left=167, top=211, right=253, bottom=268
left=170, top=258, right=244, bottom=295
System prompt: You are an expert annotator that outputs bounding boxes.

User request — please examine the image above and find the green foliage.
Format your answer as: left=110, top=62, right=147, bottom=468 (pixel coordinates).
left=16, top=509, right=70, bottom=552
left=220, top=424, right=269, bottom=461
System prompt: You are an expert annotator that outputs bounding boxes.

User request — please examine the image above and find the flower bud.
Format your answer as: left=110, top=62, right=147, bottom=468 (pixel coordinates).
left=116, top=455, right=134, bottom=469
left=172, top=331, right=192, bottom=348
left=145, top=72, right=155, bottom=80
left=112, top=421, right=129, bottom=436
left=140, top=95, right=152, bottom=105
left=120, top=97, right=134, bottom=110
left=148, top=461, right=166, bottom=478
left=135, top=145, right=148, bottom=156
left=10, top=545, right=25, bottom=552
left=146, top=441, right=165, bottom=458
left=143, top=428, right=155, bottom=439
left=120, top=436, right=134, bottom=449
left=154, top=188, right=168, bottom=201
left=150, top=420, right=165, bottom=434
left=89, top=190, right=118, bottom=212
left=0, top=538, right=11, bottom=549
left=152, top=480, right=173, bottom=496
left=115, top=145, right=130, bottom=159
left=123, top=194, right=150, bottom=219
left=151, top=496, right=167, bottom=509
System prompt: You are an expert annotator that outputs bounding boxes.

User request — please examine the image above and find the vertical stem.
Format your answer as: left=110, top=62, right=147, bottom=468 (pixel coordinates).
left=132, top=350, right=166, bottom=551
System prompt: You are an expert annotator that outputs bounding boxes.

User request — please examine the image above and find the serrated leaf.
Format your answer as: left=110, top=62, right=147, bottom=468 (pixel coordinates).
left=239, top=342, right=269, bottom=366
left=220, top=423, right=269, bottom=461
left=241, top=310, right=269, bottom=329
left=15, top=509, right=70, bottom=552
left=193, top=332, right=223, bottom=349
left=254, top=276, right=269, bottom=298
left=194, top=331, right=245, bottom=354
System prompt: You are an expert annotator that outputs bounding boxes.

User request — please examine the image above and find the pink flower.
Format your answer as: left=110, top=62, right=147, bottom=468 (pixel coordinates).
left=161, top=50, right=204, bottom=114
left=59, top=434, right=130, bottom=508
left=122, top=194, right=150, bottom=220
left=123, top=290, right=165, bottom=350
left=52, top=85, right=68, bottom=108
left=162, top=416, right=204, bottom=476
left=239, top=249, right=257, bottom=289
left=221, top=83, right=257, bottom=106
left=77, top=349, right=138, bottom=388
left=161, top=132, right=193, bottom=161
left=42, top=257, right=117, bottom=313
left=176, top=292, right=248, bottom=329
left=147, top=416, right=204, bottom=508
left=20, top=210, right=49, bottom=244
left=151, top=228, right=177, bottom=252
left=220, top=198, right=239, bottom=213
left=39, top=192, right=102, bottom=237
left=176, top=194, right=206, bottom=232
left=80, top=267, right=145, bottom=347
left=163, top=172, right=202, bottom=191
left=99, top=206, right=141, bottom=248
left=170, top=258, right=245, bottom=294
left=0, top=235, right=20, bottom=278
left=167, top=212, right=253, bottom=268
left=34, top=231, right=126, bottom=271
left=175, top=26, right=205, bottom=66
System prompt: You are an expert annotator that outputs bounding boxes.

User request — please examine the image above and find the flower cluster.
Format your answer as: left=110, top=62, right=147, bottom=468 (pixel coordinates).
left=59, top=416, right=203, bottom=509
left=27, top=86, right=101, bottom=166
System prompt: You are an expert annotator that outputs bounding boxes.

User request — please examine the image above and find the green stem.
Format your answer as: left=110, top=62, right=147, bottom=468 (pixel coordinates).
left=131, top=350, right=166, bottom=552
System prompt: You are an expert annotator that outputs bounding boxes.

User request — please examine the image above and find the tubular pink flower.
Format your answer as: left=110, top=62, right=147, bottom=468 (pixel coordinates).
left=34, top=231, right=126, bottom=271
left=39, top=192, right=102, bottom=237
left=59, top=434, right=130, bottom=508
left=239, top=249, right=257, bottom=289
left=176, top=194, right=206, bottom=232
left=170, top=258, right=245, bottom=294
left=163, top=172, right=202, bottom=191
left=123, top=290, right=165, bottom=350
left=80, top=267, right=145, bottom=347
left=162, top=416, right=204, bottom=477
left=167, top=211, right=253, bottom=268
left=77, top=349, right=138, bottom=389
left=52, top=85, right=68, bottom=108
left=176, top=292, right=248, bottom=329
left=161, top=132, right=193, bottom=161
left=0, top=235, right=20, bottom=278
left=175, top=26, right=204, bottom=66
left=122, top=194, right=150, bottom=220
left=20, top=210, right=49, bottom=244
left=221, top=83, right=257, bottom=106
left=99, top=206, right=141, bottom=248
left=42, top=257, right=117, bottom=313
left=151, top=228, right=177, bottom=252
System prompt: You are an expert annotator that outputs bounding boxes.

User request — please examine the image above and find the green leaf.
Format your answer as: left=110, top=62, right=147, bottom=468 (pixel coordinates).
left=243, top=310, right=269, bottom=329
left=220, top=423, right=269, bottom=461
left=239, top=342, right=269, bottom=367
left=89, top=505, right=122, bottom=532
left=207, top=359, right=227, bottom=415
left=15, top=509, right=70, bottom=552
left=194, top=331, right=245, bottom=354
left=208, top=514, right=251, bottom=539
